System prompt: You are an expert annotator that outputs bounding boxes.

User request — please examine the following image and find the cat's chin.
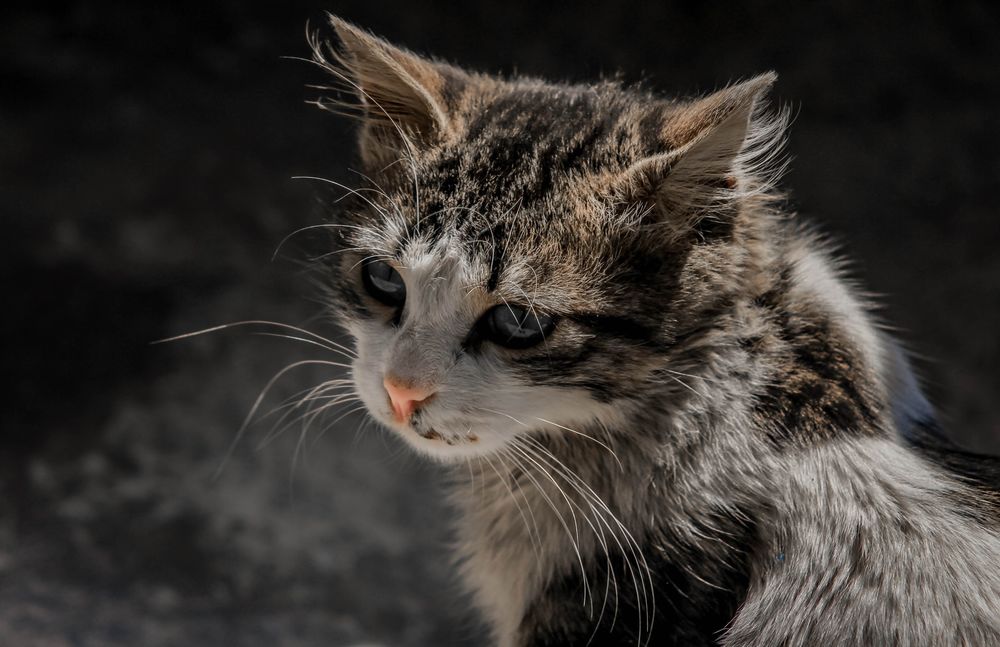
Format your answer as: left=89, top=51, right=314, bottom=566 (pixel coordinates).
left=386, top=419, right=508, bottom=462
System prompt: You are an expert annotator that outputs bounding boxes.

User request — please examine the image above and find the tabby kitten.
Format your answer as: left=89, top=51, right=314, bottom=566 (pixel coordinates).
left=310, top=17, right=1000, bottom=646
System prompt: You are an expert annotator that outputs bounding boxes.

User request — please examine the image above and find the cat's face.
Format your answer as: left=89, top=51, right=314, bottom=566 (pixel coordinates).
left=342, top=231, right=627, bottom=460
left=317, top=19, right=781, bottom=461
left=335, top=157, right=654, bottom=460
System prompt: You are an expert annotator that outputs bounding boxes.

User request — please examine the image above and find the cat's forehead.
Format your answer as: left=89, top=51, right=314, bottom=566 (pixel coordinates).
left=351, top=85, right=666, bottom=308
left=359, top=83, right=673, bottom=243
left=420, top=84, right=648, bottom=211
left=381, top=207, right=608, bottom=314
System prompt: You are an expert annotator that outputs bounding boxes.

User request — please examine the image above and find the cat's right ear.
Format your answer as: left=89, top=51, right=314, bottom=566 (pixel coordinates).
left=310, top=16, right=470, bottom=169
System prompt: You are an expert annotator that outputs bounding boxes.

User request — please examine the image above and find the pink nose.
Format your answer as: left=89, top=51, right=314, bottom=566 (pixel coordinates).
left=383, top=376, right=436, bottom=423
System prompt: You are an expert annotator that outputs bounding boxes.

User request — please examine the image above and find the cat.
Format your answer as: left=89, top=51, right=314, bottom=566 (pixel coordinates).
left=306, top=16, right=1000, bottom=647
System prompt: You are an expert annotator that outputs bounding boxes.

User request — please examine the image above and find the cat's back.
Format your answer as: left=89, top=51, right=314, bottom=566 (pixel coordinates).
left=726, top=436, right=1000, bottom=646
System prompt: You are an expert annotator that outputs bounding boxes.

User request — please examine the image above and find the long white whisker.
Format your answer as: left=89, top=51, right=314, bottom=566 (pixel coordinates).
left=518, top=436, right=653, bottom=644
left=212, top=359, right=353, bottom=479
left=308, top=401, right=368, bottom=448
left=290, top=176, right=394, bottom=220
left=349, top=252, right=397, bottom=272
left=533, top=417, right=624, bottom=471
left=251, top=332, right=355, bottom=359
left=257, top=392, right=360, bottom=450
left=483, top=451, right=543, bottom=561
left=152, top=319, right=357, bottom=358
left=271, top=221, right=384, bottom=261
left=499, top=446, right=547, bottom=562
left=515, top=437, right=620, bottom=634
left=506, top=439, right=593, bottom=610
left=256, top=380, right=354, bottom=422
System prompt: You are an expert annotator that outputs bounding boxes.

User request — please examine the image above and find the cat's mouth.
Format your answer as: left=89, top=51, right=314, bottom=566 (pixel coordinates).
left=381, top=412, right=498, bottom=459
left=360, top=382, right=498, bottom=458
left=382, top=399, right=482, bottom=447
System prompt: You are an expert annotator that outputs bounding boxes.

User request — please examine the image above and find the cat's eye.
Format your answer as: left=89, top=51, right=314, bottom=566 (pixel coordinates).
left=478, top=305, right=555, bottom=350
left=361, top=260, right=406, bottom=307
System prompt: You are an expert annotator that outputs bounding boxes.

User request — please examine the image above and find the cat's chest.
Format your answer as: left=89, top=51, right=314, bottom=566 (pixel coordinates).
left=450, top=455, right=763, bottom=646
left=452, top=465, right=603, bottom=646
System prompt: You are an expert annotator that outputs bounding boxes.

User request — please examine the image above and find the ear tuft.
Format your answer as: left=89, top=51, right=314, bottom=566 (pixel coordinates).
left=309, top=16, right=468, bottom=167
left=669, top=72, right=780, bottom=185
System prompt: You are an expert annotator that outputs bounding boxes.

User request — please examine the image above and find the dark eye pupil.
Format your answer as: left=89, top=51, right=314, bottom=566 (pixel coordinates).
left=362, top=260, right=406, bottom=307
left=480, top=305, right=554, bottom=349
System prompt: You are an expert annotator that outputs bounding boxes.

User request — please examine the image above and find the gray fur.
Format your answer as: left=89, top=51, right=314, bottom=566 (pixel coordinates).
left=309, top=17, right=1000, bottom=646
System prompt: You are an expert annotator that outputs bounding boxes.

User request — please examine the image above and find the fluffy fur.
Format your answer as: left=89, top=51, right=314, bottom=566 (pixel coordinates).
left=307, top=17, right=1000, bottom=646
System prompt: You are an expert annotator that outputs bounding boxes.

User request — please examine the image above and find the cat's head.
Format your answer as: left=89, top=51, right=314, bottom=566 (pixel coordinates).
left=314, top=17, right=786, bottom=461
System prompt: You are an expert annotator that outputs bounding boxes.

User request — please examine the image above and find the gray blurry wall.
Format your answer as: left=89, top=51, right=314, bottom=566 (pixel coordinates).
left=1, top=2, right=998, bottom=645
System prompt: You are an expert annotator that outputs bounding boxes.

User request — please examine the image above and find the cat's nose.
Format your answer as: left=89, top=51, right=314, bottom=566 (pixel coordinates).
left=383, top=375, right=436, bottom=423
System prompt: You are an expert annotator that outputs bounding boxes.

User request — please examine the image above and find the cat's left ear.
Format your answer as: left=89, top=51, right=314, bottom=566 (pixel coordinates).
left=616, top=73, right=786, bottom=239
left=311, top=16, right=471, bottom=168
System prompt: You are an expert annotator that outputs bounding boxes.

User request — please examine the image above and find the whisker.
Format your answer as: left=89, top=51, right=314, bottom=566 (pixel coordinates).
left=257, top=392, right=360, bottom=450
left=518, top=436, right=655, bottom=644
left=211, top=359, right=354, bottom=479
left=660, top=367, right=709, bottom=382
left=152, top=319, right=357, bottom=359
left=505, top=440, right=594, bottom=610
left=533, top=417, right=624, bottom=472
left=270, top=221, right=383, bottom=261
left=664, top=374, right=699, bottom=396
left=251, top=332, right=355, bottom=359
left=290, top=176, right=395, bottom=219
left=483, top=451, right=543, bottom=561
left=307, top=401, right=368, bottom=449
left=514, top=437, right=620, bottom=631
left=256, top=379, right=355, bottom=422
left=349, top=252, right=396, bottom=272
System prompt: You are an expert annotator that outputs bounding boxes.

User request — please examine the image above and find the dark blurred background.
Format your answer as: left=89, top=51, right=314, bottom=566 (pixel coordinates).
left=2, top=2, right=998, bottom=645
